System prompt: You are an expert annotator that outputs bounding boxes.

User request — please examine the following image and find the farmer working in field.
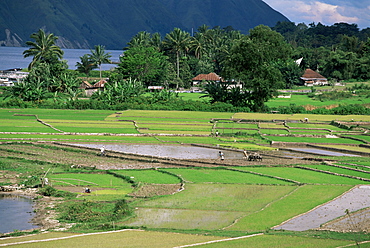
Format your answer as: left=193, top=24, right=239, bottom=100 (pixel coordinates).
left=219, top=151, right=225, bottom=161
left=243, top=149, right=248, bottom=159
left=100, top=146, right=106, bottom=156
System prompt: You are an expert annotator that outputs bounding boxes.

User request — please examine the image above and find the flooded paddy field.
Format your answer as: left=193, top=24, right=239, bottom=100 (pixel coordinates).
left=69, top=143, right=245, bottom=160
left=285, top=148, right=360, bottom=157
left=274, top=185, right=370, bottom=231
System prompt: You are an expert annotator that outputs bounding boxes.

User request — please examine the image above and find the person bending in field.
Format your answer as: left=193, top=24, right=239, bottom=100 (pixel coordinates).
left=219, top=151, right=225, bottom=161
left=100, top=146, right=106, bottom=156
left=243, top=149, right=248, bottom=159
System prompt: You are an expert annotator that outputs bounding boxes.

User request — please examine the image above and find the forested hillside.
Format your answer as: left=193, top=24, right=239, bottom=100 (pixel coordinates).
left=0, top=0, right=288, bottom=49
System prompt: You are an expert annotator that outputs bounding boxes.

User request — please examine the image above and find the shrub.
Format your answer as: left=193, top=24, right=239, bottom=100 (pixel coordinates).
left=113, top=199, right=133, bottom=219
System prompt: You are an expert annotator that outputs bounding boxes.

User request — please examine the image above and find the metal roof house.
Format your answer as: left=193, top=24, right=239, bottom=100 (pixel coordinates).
left=300, top=69, right=328, bottom=86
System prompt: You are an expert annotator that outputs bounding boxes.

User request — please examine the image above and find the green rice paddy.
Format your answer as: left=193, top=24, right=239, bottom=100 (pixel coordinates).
left=112, top=169, right=181, bottom=184
left=236, top=167, right=366, bottom=185
left=227, top=185, right=352, bottom=231
left=162, top=168, right=292, bottom=185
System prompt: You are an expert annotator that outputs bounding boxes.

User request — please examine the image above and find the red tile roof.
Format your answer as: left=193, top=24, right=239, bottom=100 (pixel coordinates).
left=301, top=69, right=326, bottom=80
left=192, top=72, right=222, bottom=81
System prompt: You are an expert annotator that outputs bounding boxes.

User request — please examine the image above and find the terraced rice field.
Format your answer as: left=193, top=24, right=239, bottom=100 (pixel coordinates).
left=235, top=167, right=366, bottom=185
left=162, top=168, right=293, bottom=185
left=301, top=164, right=370, bottom=180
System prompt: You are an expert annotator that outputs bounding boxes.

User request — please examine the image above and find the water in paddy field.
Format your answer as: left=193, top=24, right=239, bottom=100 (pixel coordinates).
left=70, top=144, right=245, bottom=160
left=274, top=185, right=370, bottom=231
left=0, top=194, right=38, bottom=233
left=0, top=46, right=122, bottom=71
left=288, top=148, right=360, bottom=157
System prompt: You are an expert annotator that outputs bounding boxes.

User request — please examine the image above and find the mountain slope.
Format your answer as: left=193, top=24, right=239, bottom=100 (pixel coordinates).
left=0, top=0, right=289, bottom=49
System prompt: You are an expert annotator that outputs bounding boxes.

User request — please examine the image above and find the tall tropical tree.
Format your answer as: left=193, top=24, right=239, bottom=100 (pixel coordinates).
left=190, top=32, right=206, bottom=59
left=163, top=28, right=191, bottom=85
left=150, top=32, right=163, bottom=51
left=76, top=54, right=98, bottom=80
left=23, top=29, right=64, bottom=70
left=223, top=25, right=290, bottom=111
left=89, top=45, right=112, bottom=79
left=126, top=31, right=151, bottom=49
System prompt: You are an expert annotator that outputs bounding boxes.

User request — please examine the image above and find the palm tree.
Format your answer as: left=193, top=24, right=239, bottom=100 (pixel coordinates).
left=76, top=54, right=98, bottom=80
left=126, top=31, right=151, bottom=49
left=190, top=32, right=206, bottom=59
left=23, top=29, right=64, bottom=70
left=89, top=45, right=112, bottom=79
left=150, top=32, right=163, bottom=51
left=163, top=28, right=191, bottom=82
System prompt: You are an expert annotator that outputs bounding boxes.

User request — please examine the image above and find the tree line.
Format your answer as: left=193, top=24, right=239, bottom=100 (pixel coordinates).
left=3, top=21, right=370, bottom=113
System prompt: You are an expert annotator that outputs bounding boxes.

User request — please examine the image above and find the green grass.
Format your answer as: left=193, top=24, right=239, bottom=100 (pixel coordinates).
left=346, top=135, right=370, bottom=143
left=233, top=113, right=370, bottom=122
left=227, top=184, right=351, bottom=231
left=112, top=110, right=233, bottom=120
left=0, top=230, right=221, bottom=248
left=300, top=164, right=370, bottom=179
left=0, top=108, right=114, bottom=121
left=260, top=129, right=289, bottom=135
left=136, top=184, right=297, bottom=212
left=289, top=129, right=330, bottom=135
left=0, top=118, right=56, bottom=133
left=334, top=163, right=370, bottom=172
left=0, top=133, right=161, bottom=143
left=178, top=92, right=210, bottom=101
left=137, top=123, right=212, bottom=132
left=218, top=143, right=275, bottom=151
left=324, top=145, right=370, bottom=154
left=236, top=167, right=366, bottom=185
left=215, top=122, right=259, bottom=129
left=49, top=173, right=130, bottom=187
left=112, top=169, right=181, bottom=184
left=197, top=233, right=353, bottom=248
left=162, top=168, right=292, bottom=185
left=259, top=123, right=286, bottom=128
left=265, top=136, right=364, bottom=144
left=266, top=93, right=370, bottom=108
left=125, top=208, right=244, bottom=229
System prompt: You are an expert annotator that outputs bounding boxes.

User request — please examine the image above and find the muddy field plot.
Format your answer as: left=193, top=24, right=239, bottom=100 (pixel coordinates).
left=0, top=143, right=163, bottom=169
left=274, top=185, right=370, bottom=232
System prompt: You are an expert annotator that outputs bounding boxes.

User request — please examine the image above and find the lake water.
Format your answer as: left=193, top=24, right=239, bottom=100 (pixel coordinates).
left=0, top=46, right=123, bottom=71
left=0, top=194, right=38, bottom=233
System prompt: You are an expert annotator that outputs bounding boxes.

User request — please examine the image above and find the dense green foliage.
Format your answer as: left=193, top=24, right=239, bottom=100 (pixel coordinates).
left=2, top=22, right=370, bottom=114
left=274, top=22, right=370, bottom=80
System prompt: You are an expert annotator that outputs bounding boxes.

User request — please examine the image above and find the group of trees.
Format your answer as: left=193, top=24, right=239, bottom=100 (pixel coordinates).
left=274, top=22, right=370, bottom=81
left=4, top=29, right=112, bottom=103
left=114, top=25, right=302, bottom=111
left=4, top=21, right=370, bottom=112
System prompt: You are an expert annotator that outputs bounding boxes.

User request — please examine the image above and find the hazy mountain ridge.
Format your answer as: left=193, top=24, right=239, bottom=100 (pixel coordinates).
left=0, top=0, right=289, bottom=49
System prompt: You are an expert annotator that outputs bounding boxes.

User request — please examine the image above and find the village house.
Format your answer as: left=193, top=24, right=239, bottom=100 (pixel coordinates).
left=82, top=79, right=107, bottom=97
left=191, top=72, right=242, bottom=91
left=0, top=69, right=29, bottom=86
left=300, top=69, right=328, bottom=86
left=192, top=72, right=223, bottom=85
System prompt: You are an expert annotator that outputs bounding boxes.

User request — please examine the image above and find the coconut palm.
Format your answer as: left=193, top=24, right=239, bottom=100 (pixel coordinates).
left=190, top=32, right=207, bottom=59
left=163, top=28, right=191, bottom=82
left=126, top=31, right=151, bottom=49
left=76, top=54, right=98, bottom=80
left=89, top=45, right=112, bottom=79
left=23, top=29, right=64, bottom=70
left=150, top=32, right=163, bottom=51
